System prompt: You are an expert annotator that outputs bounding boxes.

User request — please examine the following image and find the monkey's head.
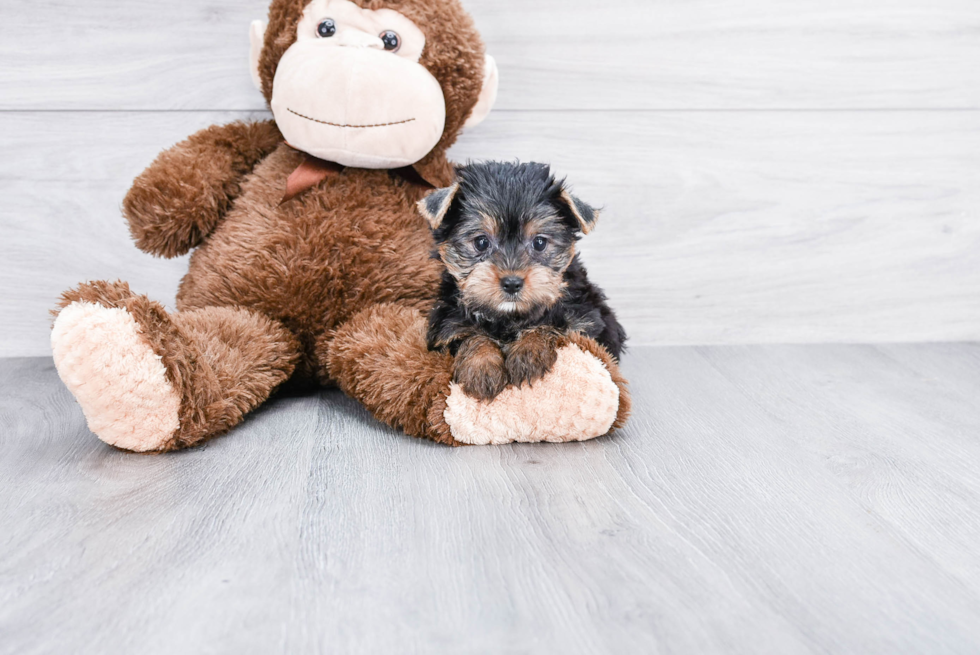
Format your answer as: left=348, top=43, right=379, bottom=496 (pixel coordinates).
left=249, top=0, right=498, bottom=180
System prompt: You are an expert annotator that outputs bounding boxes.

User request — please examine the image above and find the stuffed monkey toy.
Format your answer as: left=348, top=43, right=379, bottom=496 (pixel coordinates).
left=50, top=0, right=630, bottom=451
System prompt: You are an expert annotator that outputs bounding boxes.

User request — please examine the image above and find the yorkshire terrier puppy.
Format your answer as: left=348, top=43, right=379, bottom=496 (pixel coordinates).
left=418, top=161, right=626, bottom=402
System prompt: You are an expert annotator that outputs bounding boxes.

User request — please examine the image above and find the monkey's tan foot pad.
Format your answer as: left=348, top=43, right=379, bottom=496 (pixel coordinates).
left=51, top=302, right=181, bottom=452
left=443, top=344, right=619, bottom=445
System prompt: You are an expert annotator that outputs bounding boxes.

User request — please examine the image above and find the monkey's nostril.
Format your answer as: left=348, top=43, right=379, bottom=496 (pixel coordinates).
left=500, top=276, right=524, bottom=295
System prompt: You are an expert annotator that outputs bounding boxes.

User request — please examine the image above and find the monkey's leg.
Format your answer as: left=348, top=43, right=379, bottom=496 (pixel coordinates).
left=321, top=303, right=459, bottom=444
left=323, top=303, right=630, bottom=446
left=51, top=281, right=300, bottom=452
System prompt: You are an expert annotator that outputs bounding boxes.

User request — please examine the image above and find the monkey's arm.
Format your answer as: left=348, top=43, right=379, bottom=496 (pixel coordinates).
left=123, top=120, right=283, bottom=258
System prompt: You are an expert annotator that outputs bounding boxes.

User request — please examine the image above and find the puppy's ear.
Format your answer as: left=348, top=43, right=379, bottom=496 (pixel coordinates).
left=556, top=188, right=599, bottom=235
left=417, top=183, right=460, bottom=230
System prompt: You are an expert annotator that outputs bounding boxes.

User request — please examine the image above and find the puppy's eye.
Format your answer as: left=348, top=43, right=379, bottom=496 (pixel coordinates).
left=532, top=236, right=548, bottom=252
left=380, top=30, right=400, bottom=51
left=317, top=19, right=337, bottom=38
left=474, top=236, right=490, bottom=252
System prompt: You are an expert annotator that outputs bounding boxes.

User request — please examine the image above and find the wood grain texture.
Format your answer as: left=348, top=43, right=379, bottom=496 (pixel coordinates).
left=1, top=0, right=978, bottom=110
left=2, top=109, right=978, bottom=356
left=454, top=110, right=980, bottom=345
left=2, top=344, right=980, bottom=653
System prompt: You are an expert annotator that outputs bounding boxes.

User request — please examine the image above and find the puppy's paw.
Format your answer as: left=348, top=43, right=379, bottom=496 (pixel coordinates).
left=454, top=337, right=508, bottom=402
left=505, top=329, right=559, bottom=388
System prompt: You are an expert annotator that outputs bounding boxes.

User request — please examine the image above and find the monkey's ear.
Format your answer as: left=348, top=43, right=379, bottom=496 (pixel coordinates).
left=249, top=20, right=266, bottom=91
left=463, top=55, right=499, bottom=130
left=557, top=188, right=599, bottom=235
left=417, top=183, right=460, bottom=230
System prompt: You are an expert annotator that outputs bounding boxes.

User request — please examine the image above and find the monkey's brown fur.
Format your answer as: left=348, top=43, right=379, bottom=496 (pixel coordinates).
left=54, top=0, right=630, bottom=450
left=56, top=280, right=300, bottom=450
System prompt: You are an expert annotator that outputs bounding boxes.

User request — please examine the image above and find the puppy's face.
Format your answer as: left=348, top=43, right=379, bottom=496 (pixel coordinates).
left=420, top=162, right=598, bottom=317
left=441, top=203, right=576, bottom=315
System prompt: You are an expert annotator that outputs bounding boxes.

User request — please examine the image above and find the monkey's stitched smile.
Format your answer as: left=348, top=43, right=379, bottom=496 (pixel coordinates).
left=288, top=108, right=416, bottom=128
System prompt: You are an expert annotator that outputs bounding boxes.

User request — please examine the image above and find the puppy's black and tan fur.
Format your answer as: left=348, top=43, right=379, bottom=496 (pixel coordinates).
left=419, top=162, right=626, bottom=401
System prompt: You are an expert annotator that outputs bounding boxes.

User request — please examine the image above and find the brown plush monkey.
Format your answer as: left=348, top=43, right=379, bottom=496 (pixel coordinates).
left=50, top=0, right=630, bottom=452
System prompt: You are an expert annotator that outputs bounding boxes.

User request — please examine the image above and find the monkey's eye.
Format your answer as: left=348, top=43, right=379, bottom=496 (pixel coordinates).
left=317, top=19, right=337, bottom=38
left=474, top=236, right=490, bottom=252
left=380, top=30, right=400, bottom=51
left=532, top=236, right=548, bottom=252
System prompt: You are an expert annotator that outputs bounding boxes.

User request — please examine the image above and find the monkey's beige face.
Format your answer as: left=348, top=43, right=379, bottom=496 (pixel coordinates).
left=259, top=0, right=447, bottom=168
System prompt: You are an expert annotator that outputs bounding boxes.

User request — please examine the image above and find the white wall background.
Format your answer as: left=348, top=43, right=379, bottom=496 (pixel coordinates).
left=1, top=0, right=978, bottom=357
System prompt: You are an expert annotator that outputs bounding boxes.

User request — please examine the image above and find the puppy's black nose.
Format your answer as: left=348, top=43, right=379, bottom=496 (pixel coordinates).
left=500, top=276, right=524, bottom=295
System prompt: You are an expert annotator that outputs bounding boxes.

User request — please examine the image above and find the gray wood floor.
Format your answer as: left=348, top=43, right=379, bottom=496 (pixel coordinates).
left=3, top=344, right=979, bottom=654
